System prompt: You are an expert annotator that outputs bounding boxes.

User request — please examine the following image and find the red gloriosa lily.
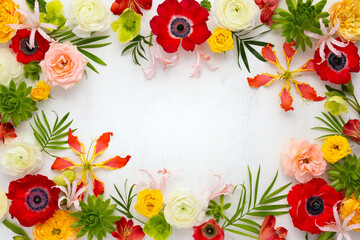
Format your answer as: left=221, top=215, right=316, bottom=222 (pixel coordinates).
left=112, top=217, right=145, bottom=240
left=6, top=174, right=60, bottom=227
left=259, top=215, right=287, bottom=240
left=287, top=178, right=343, bottom=234
left=254, top=0, right=279, bottom=25
left=314, top=38, right=359, bottom=84
left=9, top=29, right=50, bottom=64
left=111, top=0, right=152, bottom=15
left=247, top=41, right=325, bottom=112
left=0, top=115, right=17, bottom=145
left=343, top=119, right=360, bottom=142
left=150, top=0, right=211, bottom=53
left=51, top=129, right=131, bottom=196
left=193, top=219, right=224, bottom=240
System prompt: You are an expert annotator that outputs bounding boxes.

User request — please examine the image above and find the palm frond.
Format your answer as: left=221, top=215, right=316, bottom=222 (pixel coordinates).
left=312, top=111, right=348, bottom=140
left=122, top=35, right=152, bottom=66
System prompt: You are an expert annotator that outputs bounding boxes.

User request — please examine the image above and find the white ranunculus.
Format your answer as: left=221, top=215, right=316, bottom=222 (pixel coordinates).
left=0, top=48, right=23, bottom=86
left=0, top=189, right=9, bottom=222
left=70, top=0, right=111, bottom=38
left=0, top=134, right=42, bottom=177
left=164, top=192, right=205, bottom=228
left=215, top=0, right=259, bottom=31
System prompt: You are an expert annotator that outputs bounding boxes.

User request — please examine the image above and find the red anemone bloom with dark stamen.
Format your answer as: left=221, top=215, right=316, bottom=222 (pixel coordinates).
left=112, top=217, right=145, bottom=240
left=9, top=29, right=50, bottom=64
left=314, top=38, right=359, bottom=84
left=150, top=0, right=211, bottom=53
left=193, top=219, right=224, bottom=240
left=343, top=119, right=360, bottom=142
left=287, top=178, right=343, bottom=235
left=6, top=174, right=60, bottom=227
left=0, top=115, right=17, bottom=146
left=259, top=215, right=287, bottom=240
left=111, top=0, right=152, bottom=15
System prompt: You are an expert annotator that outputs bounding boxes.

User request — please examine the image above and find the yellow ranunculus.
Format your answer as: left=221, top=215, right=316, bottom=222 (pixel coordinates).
left=341, top=195, right=360, bottom=231
left=0, top=0, right=21, bottom=43
left=207, top=27, right=234, bottom=53
left=322, top=135, right=351, bottom=164
left=329, top=0, right=360, bottom=42
left=30, top=81, right=51, bottom=101
left=134, top=189, right=163, bottom=218
left=33, top=210, right=80, bottom=240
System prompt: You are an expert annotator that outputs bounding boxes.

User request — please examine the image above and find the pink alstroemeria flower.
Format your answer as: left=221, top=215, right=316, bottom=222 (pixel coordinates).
left=204, top=173, right=234, bottom=200
left=304, top=19, right=348, bottom=64
left=318, top=202, right=360, bottom=240
left=8, top=0, right=56, bottom=49
left=190, top=45, right=218, bottom=78
left=138, top=168, right=181, bottom=193
left=54, top=176, right=88, bottom=211
left=143, top=45, right=178, bottom=80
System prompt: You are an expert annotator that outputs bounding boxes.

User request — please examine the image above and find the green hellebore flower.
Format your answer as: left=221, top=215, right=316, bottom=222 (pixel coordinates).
left=111, top=9, right=141, bottom=43
left=143, top=212, right=172, bottom=240
left=39, top=0, right=67, bottom=30
left=324, top=96, right=349, bottom=116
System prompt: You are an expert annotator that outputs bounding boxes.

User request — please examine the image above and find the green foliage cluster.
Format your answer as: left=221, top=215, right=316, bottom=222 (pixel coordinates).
left=23, top=61, right=42, bottom=81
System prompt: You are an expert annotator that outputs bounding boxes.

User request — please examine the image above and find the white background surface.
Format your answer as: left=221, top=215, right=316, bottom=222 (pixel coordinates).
left=1, top=0, right=360, bottom=239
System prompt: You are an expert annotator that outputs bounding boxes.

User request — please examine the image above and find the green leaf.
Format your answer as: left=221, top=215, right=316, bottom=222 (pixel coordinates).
left=239, top=41, right=250, bottom=72
left=26, top=0, right=47, bottom=13
left=232, top=223, right=260, bottom=234
left=73, top=36, right=110, bottom=46
left=75, top=43, right=112, bottom=49
left=254, top=204, right=290, bottom=210
left=244, top=42, right=266, bottom=62
left=78, top=48, right=107, bottom=66
left=247, top=211, right=289, bottom=217
left=2, top=219, right=30, bottom=238
left=225, top=228, right=258, bottom=239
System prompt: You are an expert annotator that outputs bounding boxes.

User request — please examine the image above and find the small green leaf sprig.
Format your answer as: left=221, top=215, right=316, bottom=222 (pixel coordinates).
left=71, top=195, right=121, bottom=240
left=122, top=34, right=153, bottom=66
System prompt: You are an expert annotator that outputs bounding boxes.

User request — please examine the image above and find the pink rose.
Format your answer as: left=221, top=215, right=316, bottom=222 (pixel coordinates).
left=40, top=42, right=87, bottom=89
left=281, top=138, right=326, bottom=183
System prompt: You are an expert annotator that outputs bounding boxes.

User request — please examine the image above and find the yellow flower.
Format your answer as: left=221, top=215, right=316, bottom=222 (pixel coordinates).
left=322, top=135, right=351, bottom=164
left=341, top=195, right=360, bottom=231
left=30, top=81, right=51, bottom=101
left=33, top=210, right=80, bottom=240
left=207, top=27, right=234, bottom=53
left=134, top=189, right=163, bottom=218
left=0, top=0, right=21, bottom=43
left=329, top=0, right=360, bottom=42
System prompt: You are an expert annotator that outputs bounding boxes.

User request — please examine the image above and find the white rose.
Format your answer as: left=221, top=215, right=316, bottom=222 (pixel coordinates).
left=0, top=189, right=9, bottom=222
left=0, top=134, right=42, bottom=177
left=164, top=192, right=205, bottom=228
left=70, top=0, right=111, bottom=38
left=0, top=48, right=23, bottom=86
left=215, top=0, right=259, bottom=31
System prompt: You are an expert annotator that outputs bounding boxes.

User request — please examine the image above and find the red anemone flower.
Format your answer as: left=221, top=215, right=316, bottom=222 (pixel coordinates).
left=314, top=38, right=359, bottom=84
left=112, top=217, right=145, bottom=240
left=6, top=174, right=60, bottom=227
left=150, top=0, right=211, bottom=53
left=259, top=215, right=287, bottom=240
left=9, top=29, right=50, bottom=64
left=51, top=129, right=131, bottom=196
left=0, top=115, right=17, bottom=146
left=193, top=219, right=224, bottom=240
left=254, top=0, right=279, bottom=25
left=111, top=0, right=152, bottom=15
left=343, top=119, right=360, bottom=142
left=287, top=178, right=343, bottom=235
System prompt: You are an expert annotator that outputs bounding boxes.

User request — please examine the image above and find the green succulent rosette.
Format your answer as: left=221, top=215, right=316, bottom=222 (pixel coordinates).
left=111, top=8, right=141, bottom=43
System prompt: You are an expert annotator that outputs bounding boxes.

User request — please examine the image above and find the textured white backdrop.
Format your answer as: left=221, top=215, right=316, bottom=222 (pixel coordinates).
left=1, top=0, right=359, bottom=239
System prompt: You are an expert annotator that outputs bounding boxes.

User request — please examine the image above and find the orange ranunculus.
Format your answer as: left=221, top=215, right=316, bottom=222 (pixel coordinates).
left=0, top=0, right=21, bottom=43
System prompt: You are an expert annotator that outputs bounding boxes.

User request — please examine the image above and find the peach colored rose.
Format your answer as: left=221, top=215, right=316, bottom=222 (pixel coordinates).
left=40, top=42, right=87, bottom=89
left=281, top=138, right=327, bottom=183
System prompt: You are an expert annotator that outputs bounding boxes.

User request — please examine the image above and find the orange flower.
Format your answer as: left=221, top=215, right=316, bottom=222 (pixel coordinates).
left=0, top=0, right=22, bottom=43
left=51, top=129, right=131, bottom=196
left=247, top=41, right=325, bottom=111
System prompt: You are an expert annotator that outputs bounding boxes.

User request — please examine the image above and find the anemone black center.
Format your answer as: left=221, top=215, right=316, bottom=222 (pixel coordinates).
left=20, top=38, right=39, bottom=56
left=306, top=196, right=324, bottom=216
left=328, top=53, right=347, bottom=71
left=170, top=17, right=191, bottom=38
left=203, top=224, right=217, bottom=237
left=26, top=188, right=49, bottom=211
left=33, top=195, right=41, bottom=204
left=177, top=24, right=184, bottom=32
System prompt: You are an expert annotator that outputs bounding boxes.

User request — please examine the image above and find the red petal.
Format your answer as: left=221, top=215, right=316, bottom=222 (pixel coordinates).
left=180, top=0, right=209, bottom=25
left=128, top=225, right=146, bottom=240
left=260, top=8, right=275, bottom=25
left=188, top=23, right=211, bottom=45
left=68, top=129, right=84, bottom=155
left=262, top=44, right=280, bottom=67
left=298, top=59, right=316, bottom=72
left=283, top=41, right=296, bottom=65
left=51, top=157, right=77, bottom=171
left=99, top=155, right=131, bottom=170
left=92, top=175, right=105, bottom=196
left=135, top=0, right=152, bottom=10
left=155, top=30, right=180, bottom=53
left=247, top=74, right=277, bottom=88
left=343, top=119, right=360, bottom=142
left=93, top=132, right=113, bottom=157
left=279, top=83, right=294, bottom=112
left=260, top=216, right=276, bottom=233
left=181, top=37, right=195, bottom=51
left=296, top=82, right=326, bottom=101
left=157, top=0, right=181, bottom=20
left=111, top=0, right=143, bottom=15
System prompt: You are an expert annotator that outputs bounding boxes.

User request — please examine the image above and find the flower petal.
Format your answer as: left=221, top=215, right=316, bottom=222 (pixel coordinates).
left=51, top=157, right=77, bottom=171
left=279, top=82, right=294, bottom=112
left=93, top=132, right=113, bottom=158
left=295, top=82, right=326, bottom=101
left=283, top=41, right=296, bottom=66
left=247, top=73, right=278, bottom=88
left=297, top=59, right=316, bottom=72
left=91, top=173, right=105, bottom=196
left=343, top=119, right=360, bottom=142
left=97, top=155, right=131, bottom=170
left=262, top=43, right=281, bottom=68
left=68, top=129, right=85, bottom=155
